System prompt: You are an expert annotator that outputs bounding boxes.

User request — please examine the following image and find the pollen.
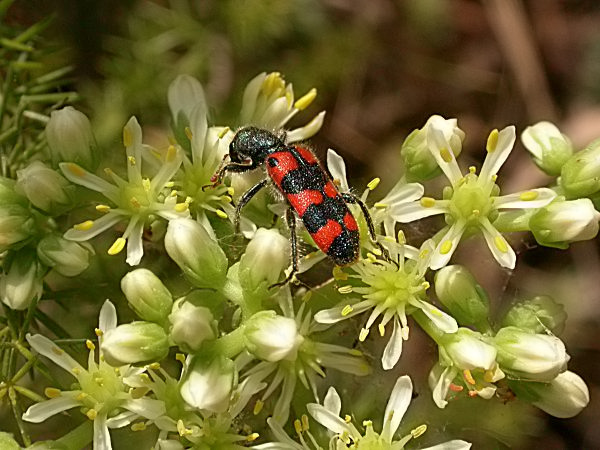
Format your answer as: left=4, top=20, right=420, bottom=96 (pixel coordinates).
left=128, top=155, right=136, bottom=166
left=95, top=328, right=103, bottom=337
left=74, top=220, right=94, bottom=231
left=86, top=408, right=98, bottom=420
left=367, top=177, right=381, bottom=190
left=463, top=369, right=476, bottom=385
left=483, top=370, right=496, bottom=383
left=341, top=305, right=354, bottom=316
left=378, top=323, right=386, bottom=336
left=95, top=204, right=111, bottom=213
left=440, top=147, right=453, bottom=163
left=359, top=327, right=369, bottom=342
left=411, top=424, right=427, bottom=438
left=486, top=129, right=499, bottom=152
left=184, top=126, right=193, bottom=141
left=86, top=340, right=95, bottom=350
left=227, top=187, right=235, bottom=196
left=64, top=163, right=86, bottom=177
left=108, top=237, right=126, bottom=255
left=294, top=88, right=317, bottom=110
left=301, top=414, right=310, bottom=431
left=469, top=166, right=477, bottom=174
left=440, top=240, right=453, bottom=255
left=131, top=422, right=146, bottom=432
left=449, top=383, right=464, bottom=392
left=174, top=202, right=189, bottom=213
left=175, top=353, right=186, bottom=364
left=44, top=387, right=61, bottom=398
left=218, top=127, right=230, bottom=139
left=246, top=433, right=259, bottom=442
left=338, top=285, right=353, bottom=294
left=294, top=419, right=303, bottom=435
left=374, top=202, right=388, bottom=209
left=166, top=145, right=177, bottom=162
left=494, top=236, right=509, bottom=253
left=420, top=197, right=436, bottom=208
left=216, top=209, right=228, bottom=219
left=123, top=127, right=133, bottom=148
left=519, top=191, right=539, bottom=201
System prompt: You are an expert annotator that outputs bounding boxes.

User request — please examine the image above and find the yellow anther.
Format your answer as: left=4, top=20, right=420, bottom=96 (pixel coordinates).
left=221, top=195, right=232, bottom=203
left=419, top=248, right=430, bottom=259
left=411, top=424, right=427, bottom=438
left=378, top=323, right=386, bottom=337
left=95, top=204, right=111, bottom=213
left=491, top=174, right=498, bottom=182
left=439, top=147, right=453, bottom=163
left=51, top=346, right=64, bottom=356
left=108, top=237, right=126, bottom=256
left=367, top=253, right=377, bottom=263
left=367, top=177, right=381, bottom=191
left=86, top=409, right=98, bottom=420
left=483, top=370, right=495, bottom=383
left=359, top=328, right=369, bottom=342
left=440, top=240, right=453, bottom=255
left=139, top=373, right=150, bottom=383
left=374, top=202, right=388, bottom=209
left=128, top=155, right=136, bottom=166
left=363, top=419, right=373, bottom=427
left=333, top=266, right=348, bottom=281
left=519, top=191, right=539, bottom=201
left=175, top=353, right=186, bottom=364
left=184, top=127, right=193, bottom=141
left=294, top=419, right=303, bottom=435
left=262, top=72, right=284, bottom=94
left=165, top=181, right=174, bottom=188
left=253, top=400, right=264, bottom=415
left=338, top=285, right=353, bottom=294
left=341, top=305, right=354, bottom=316
left=294, top=88, right=317, bottom=110
left=95, top=328, right=103, bottom=337
left=177, top=419, right=192, bottom=436
left=227, top=187, right=235, bottom=196
left=86, top=340, right=95, bottom=351
left=344, top=415, right=352, bottom=424
left=469, top=166, right=476, bottom=174
left=123, top=127, right=132, bottom=147
left=170, top=190, right=178, bottom=197
left=131, top=422, right=146, bottom=431
left=166, top=145, right=177, bottom=162
left=486, top=129, right=499, bottom=152
left=463, top=369, right=476, bottom=385
left=301, top=414, right=310, bottom=431
left=216, top=209, right=228, bottom=219
left=64, top=162, right=86, bottom=177
left=218, top=127, right=230, bottom=139
left=246, top=433, right=259, bottom=442
left=421, top=281, right=430, bottom=290
left=174, top=202, right=189, bottom=213
left=76, top=392, right=87, bottom=401
left=130, top=197, right=141, bottom=209
left=72, top=368, right=81, bottom=375
left=420, top=197, right=436, bottom=208
left=142, top=178, right=151, bottom=191
left=471, top=209, right=480, bottom=217
left=494, top=235, right=508, bottom=253
left=44, top=387, right=61, bottom=398
left=74, top=220, right=94, bottom=231
left=148, top=362, right=160, bottom=370
left=397, top=230, right=406, bottom=244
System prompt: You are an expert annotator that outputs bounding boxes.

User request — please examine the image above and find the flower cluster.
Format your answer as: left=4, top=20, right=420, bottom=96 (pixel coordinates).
left=4, top=72, right=596, bottom=450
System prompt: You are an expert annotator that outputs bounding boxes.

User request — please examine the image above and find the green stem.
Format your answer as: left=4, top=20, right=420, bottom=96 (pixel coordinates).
left=493, top=210, right=534, bottom=233
left=412, top=309, right=446, bottom=345
left=9, top=386, right=30, bottom=447
left=211, top=325, right=246, bottom=359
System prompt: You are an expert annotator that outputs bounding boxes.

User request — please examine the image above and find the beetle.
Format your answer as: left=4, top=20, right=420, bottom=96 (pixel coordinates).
left=208, top=126, right=385, bottom=286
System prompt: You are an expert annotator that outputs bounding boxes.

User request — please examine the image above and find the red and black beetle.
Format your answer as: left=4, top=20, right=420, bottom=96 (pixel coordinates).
left=209, top=126, right=383, bottom=286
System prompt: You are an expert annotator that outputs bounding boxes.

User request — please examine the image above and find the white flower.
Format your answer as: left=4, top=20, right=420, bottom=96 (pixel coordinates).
left=393, top=125, right=556, bottom=269
left=244, top=311, right=303, bottom=362
left=315, top=239, right=457, bottom=370
left=168, top=297, right=216, bottom=352
left=531, top=370, right=590, bottom=418
left=60, top=116, right=188, bottom=266
left=179, top=356, right=235, bottom=413
left=120, top=268, right=173, bottom=324
left=46, top=106, right=97, bottom=169
left=521, top=121, right=572, bottom=175
left=22, top=301, right=165, bottom=450
left=308, top=375, right=471, bottom=449
left=101, top=321, right=170, bottom=366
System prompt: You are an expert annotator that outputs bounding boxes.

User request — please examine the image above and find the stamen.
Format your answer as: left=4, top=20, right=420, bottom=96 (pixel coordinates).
left=218, top=127, right=230, bottom=139
left=184, top=127, right=193, bottom=141
left=95, top=328, right=103, bottom=337
left=108, top=237, right=126, bottom=255
left=86, top=340, right=95, bottom=351
left=374, top=202, right=388, bottom=209
left=483, top=370, right=495, bottom=383
left=494, top=236, right=508, bottom=253
left=74, top=220, right=94, bottom=231
left=253, top=400, right=264, bottom=415
left=45, top=387, right=61, bottom=398
left=166, top=145, right=177, bottom=162
left=359, top=328, right=369, bottom=342
left=86, top=409, right=98, bottom=420
left=519, top=191, right=539, bottom=201
left=175, top=353, right=186, bottom=364
left=301, top=414, right=310, bottom=431
left=95, top=205, right=111, bottom=213
left=440, top=240, right=453, bottom=255
left=227, top=187, right=235, bottom=196
left=216, top=209, right=228, bottom=219
left=449, top=383, right=464, bottom=392
left=439, top=147, right=453, bottom=163
left=77, top=392, right=87, bottom=401
left=123, top=127, right=132, bottom=147
left=378, top=323, right=386, bottom=336
left=344, top=415, right=352, bottom=424
left=463, top=369, right=476, bottom=385
left=174, top=202, right=189, bottom=213
left=142, top=178, right=151, bottom=191
left=165, top=181, right=174, bottom=188
left=294, top=88, right=317, bottom=110
left=469, top=166, right=476, bottom=174
left=486, top=129, right=499, bottom=152
left=411, top=424, right=427, bottom=438
left=341, top=305, right=354, bottom=316
left=420, top=197, right=436, bottom=208
left=128, top=155, right=136, bottom=166
left=246, top=433, right=259, bottom=442
left=131, top=422, right=146, bottom=431
left=367, top=177, right=380, bottom=190
left=338, top=285, right=353, bottom=294
left=294, top=419, right=303, bottom=435
left=63, top=162, right=86, bottom=177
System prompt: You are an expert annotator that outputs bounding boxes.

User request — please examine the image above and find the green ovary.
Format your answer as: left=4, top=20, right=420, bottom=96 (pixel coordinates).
left=77, top=362, right=126, bottom=412
left=361, top=264, right=420, bottom=308
left=120, top=182, right=154, bottom=214
left=448, top=176, right=494, bottom=225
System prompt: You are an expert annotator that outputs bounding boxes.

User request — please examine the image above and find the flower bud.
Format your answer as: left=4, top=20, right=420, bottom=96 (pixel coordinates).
left=0, top=250, right=43, bottom=310
left=441, top=328, right=497, bottom=371
left=401, top=115, right=464, bottom=182
left=493, top=326, right=569, bottom=382
left=0, top=203, right=36, bottom=253
left=121, top=268, right=173, bottom=324
left=164, top=218, right=228, bottom=289
left=37, top=234, right=93, bottom=277
left=101, top=321, right=170, bottom=366
left=46, top=106, right=97, bottom=170
left=501, top=295, right=567, bottom=335
left=169, top=296, right=216, bottom=352
left=180, top=356, right=235, bottom=413
left=238, top=228, right=289, bottom=294
left=244, top=311, right=303, bottom=362
left=434, top=265, right=490, bottom=330
left=530, top=370, right=589, bottom=418
left=529, top=198, right=600, bottom=248
left=15, top=161, right=73, bottom=214
left=521, top=121, right=573, bottom=176
left=560, top=138, right=600, bottom=198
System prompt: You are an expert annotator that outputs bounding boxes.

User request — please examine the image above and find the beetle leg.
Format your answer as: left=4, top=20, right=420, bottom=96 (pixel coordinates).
left=341, top=193, right=395, bottom=265
left=202, top=157, right=256, bottom=191
left=270, top=207, right=299, bottom=289
left=234, top=179, right=269, bottom=233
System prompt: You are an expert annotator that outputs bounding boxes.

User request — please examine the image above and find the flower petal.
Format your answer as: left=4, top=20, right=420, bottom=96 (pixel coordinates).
left=99, top=300, right=117, bottom=334
left=422, top=440, right=472, bottom=450
left=26, top=334, right=84, bottom=376
left=64, top=212, right=124, bottom=241
left=59, top=163, right=120, bottom=203
left=479, top=126, right=515, bottom=181
left=314, top=300, right=373, bottom=324
left=390, top=200, right=447, bottom=223
left=382, top=375, right=413, bottom=441
left=121, top=398, right=166, bottom=420
left=22, top=395, right=80, bottom=423
left=381, top=181, right=425, bottom=206
left=480, top=218, right=516, bottom=269
left=323, top=387, right=342, bottom=416
left=427, top=125, right=463, bottom=185
left=124, top=116, right=143, bottom=185
left=429, top=222, right=466, bottom=270
left=429, top=364, right=456, bottom=409
left=105, top=411, right=137, bottom=429
left=494, top=188, right=556, bottom=209
left=326, top=148, right=349, bottom=192
left=413, top=299, right=458, bottom=334
left=287, top=111, right=326, bottom=143
left=307, top=403, right=358, bottom=437
left=381, top=317, right=403, bottom=371
left=124, top=219, right=145, bottom=266
left=94, top=412, right=112, bottom=450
